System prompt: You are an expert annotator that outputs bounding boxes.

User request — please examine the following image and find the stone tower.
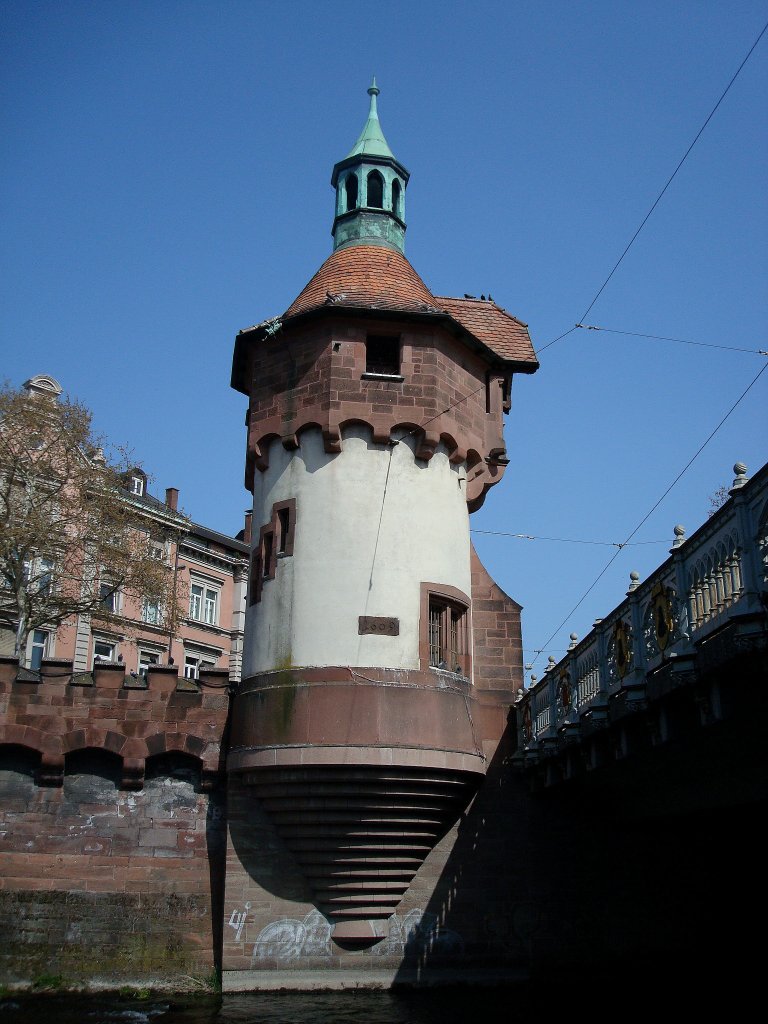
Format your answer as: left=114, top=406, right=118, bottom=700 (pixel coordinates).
left=225, top=82, right=538, bottom=974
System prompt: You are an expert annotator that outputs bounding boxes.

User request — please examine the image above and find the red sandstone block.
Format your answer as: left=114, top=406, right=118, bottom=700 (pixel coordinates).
left=177, top=833, right=207, bottom=852
left=84, top=878, right=120, bottom=892
left=7, top=877, right=55, bottom=890
left=138, top=829, right=179, bottom=848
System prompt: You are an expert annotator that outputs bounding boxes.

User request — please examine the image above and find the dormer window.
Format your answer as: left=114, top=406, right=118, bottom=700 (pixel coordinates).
left=344, top=174, right=358, bottom=212
left=130, top=475, right=145, bottom=496
left=366, top=170, right=384, bottom=208
left=392, top=178, right=401, bottom=218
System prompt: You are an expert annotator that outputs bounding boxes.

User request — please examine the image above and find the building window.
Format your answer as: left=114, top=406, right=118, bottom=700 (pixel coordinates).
left=365, top=335, right=400, bottom=376
left=428, top=599, right=468, bottom=673
left=38, top=558, right=54, bottom=595
left=277, top=507, right=290, bottom=554
left=420, top=583, right=471, bottom=678
left=184, top=653, right=215, bottom=680
left=262, top=530, right=274, bottom=579
left=249, top=498, right=297, bottom=605
left=366, top=170, right=384, bottom=208
left=142, top=599, right=161, bottom=625
left=189, top=581, right=219, bottom=625
left=130, top=475, right=145, bottom=496
left=29, top=629, right=49, bottom=671
left=23, top=556, right=54, bottom=595
left=93, top=639, right=116, bottom=665
left=148, top=538, right=167, bottom=562
left=344, top=173, right=358, bottom=211
left=99, top=581, right=120, bottom=614
left=138, top=649, right=160, bottom=677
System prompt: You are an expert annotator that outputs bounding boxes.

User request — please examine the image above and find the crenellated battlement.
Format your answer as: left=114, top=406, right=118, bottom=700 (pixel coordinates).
left=0, top=655, right=230, bottom=791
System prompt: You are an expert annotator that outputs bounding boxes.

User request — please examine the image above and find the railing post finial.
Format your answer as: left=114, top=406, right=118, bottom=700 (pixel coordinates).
left=731, top=462, right=748, bottom=492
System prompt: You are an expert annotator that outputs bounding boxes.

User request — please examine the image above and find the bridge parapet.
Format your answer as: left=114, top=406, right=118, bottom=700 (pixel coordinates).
left=517, top=461, right=768, bottom=776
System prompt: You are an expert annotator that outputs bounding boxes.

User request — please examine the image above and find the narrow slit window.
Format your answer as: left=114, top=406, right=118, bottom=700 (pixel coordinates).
left=262, top=531, right=274, bottom=579
left=277, top=507, right=290, bottom=554
left=345, top=174, right=358, bottom=211
left=392, top=178, right=401, bottom=217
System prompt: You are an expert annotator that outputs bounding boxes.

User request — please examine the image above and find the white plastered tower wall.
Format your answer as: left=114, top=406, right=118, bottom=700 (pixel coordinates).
left=243, top=424, right=471, bottom=676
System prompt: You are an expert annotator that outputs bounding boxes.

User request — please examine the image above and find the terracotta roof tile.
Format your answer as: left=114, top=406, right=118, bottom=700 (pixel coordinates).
left=435, top=296, right=538, bottom=367
left=280, top=245, right=538, bottom=368
left=284, top=246, right=436, bottom=318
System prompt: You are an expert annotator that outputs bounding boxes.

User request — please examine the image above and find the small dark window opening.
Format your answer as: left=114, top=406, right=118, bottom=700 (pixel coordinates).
left=277, top=507, right=290, bottom=554
left=262, top=531, right=274, bottom=579
left=392, top=178, right=401, bottom=218
left=366, top=335, right=400, bottom=376
left=345, top=174, right=358, bottom=211
left=367, top=170, right=384, bottom=208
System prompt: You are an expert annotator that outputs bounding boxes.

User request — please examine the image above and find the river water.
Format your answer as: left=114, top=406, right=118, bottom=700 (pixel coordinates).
left=0, top=985, right=594, bottom=1024
left=0, top=968, right=738, bottom=1023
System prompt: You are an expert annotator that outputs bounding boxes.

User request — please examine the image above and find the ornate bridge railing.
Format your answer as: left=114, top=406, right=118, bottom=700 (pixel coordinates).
left=516, top=461, right=768, bottom=757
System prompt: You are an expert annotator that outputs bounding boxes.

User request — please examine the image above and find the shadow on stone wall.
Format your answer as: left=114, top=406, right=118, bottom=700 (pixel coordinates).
left=391, top=710, right=766, bottom=988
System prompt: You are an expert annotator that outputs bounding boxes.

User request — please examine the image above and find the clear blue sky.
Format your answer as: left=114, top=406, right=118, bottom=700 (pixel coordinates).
left=2, top=1, right=766, bottom=674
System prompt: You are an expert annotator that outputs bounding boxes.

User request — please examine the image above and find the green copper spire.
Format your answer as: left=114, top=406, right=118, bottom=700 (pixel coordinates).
left=331, top=80, right=410, bottom=254
left=345, top=77, right=397, bottom=160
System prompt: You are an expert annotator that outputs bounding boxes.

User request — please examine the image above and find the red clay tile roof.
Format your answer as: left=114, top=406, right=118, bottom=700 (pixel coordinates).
left=281, top=245, right=538, bottom=368
left=435, top=296, right=538, bottom=366
left=284, top=246, right=436, bottom=318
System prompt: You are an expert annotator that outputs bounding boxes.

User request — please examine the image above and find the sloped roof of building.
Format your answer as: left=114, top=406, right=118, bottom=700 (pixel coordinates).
left=435, top=296, right=535, bottom=364
left=280, top=245, right=538, bottom=368
left=284, top=246, right=436, bottom=318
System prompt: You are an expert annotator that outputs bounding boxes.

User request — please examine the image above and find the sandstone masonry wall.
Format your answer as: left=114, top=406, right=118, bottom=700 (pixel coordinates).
left=0, top=656, right=229, bottom=989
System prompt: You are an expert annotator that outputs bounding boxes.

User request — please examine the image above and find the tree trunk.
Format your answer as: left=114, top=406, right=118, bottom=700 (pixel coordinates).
left=15, top=608, right=28, bottom=668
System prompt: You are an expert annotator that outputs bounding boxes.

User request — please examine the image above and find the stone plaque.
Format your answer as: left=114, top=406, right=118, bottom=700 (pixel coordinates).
left=358, top=616, right=399, bottom=636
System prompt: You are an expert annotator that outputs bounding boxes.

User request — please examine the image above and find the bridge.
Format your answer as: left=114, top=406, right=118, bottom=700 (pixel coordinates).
left=513, top=460, right=768, bottom=808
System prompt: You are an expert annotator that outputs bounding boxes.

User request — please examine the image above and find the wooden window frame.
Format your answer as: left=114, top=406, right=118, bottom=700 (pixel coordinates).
left=419, top=582, right=471, bottom=679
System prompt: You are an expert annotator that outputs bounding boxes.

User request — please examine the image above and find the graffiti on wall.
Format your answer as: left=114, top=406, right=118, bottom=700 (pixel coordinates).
left=228, top=902, right=251, bottom=942
left=247, top=907, right=464, bottom=965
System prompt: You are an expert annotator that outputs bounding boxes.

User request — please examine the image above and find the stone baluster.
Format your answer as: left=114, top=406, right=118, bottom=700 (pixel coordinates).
left=670, top=525, right=692, bottom=645
left=590, top=618, right=610, bottom=725
left=624, top=573, right=647, bottom=712
left=729, top=463, right=759, bottom=608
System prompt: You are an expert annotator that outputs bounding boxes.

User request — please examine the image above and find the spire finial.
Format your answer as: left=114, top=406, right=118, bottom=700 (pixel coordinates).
left=367, top=76, right=380, bottom=117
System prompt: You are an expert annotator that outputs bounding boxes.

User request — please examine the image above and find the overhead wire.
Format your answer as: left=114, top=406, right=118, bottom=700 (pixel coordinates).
left=536, top=19, right=768, bottom=356
left=574, top=323, right=768, bottom=356
left=368, top=22, right=768, bottom=604
left=471, top=529, right=666, bottom=548
left=527, top=360, right=768, bottom=670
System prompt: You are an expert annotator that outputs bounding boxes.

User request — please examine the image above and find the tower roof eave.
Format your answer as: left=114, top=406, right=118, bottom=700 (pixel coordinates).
left=231, top=249, right=538, bottom=395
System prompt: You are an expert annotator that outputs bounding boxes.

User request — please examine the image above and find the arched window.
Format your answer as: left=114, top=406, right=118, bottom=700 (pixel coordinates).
left=344, top=174, right=358, bottom=212
left=367, top=170, right=384, bottom=208
left=391, top=178, right=401, bottom=217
